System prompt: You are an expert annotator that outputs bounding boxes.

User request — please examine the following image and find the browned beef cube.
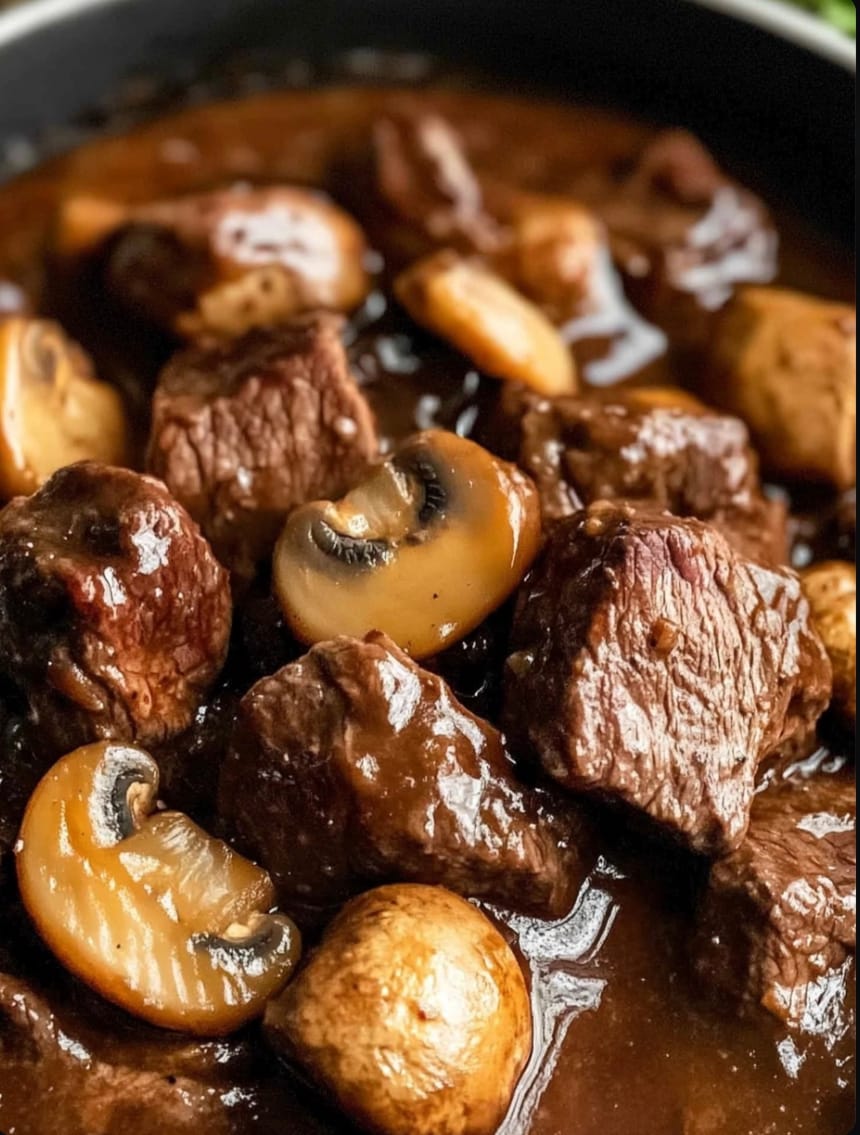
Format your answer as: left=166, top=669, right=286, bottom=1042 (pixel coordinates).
left=513, top=392, right=758, bottom=518
left=0, top=462, right=231, bottom=750
left=500, top=388, right=788, bottom=563
left=597, top=131, right=777, bottom=347
left=503, top=501, right=832, bottom=855
left=695, top=770, right=855, bottom=1028
left=105, top=185, right=371, bottom=340
left=0, top=950, right=307, bottom=1135
left=373, top=112, right=501, bottom=259
left=147, top=316, right=379, bottom=576
left=219, top=631, right=584, bottom=918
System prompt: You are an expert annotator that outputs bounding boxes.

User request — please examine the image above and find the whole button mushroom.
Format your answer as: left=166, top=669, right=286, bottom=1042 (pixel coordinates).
left=0, top=318, right=129, bottom=501
left=706, top=287, right=856, bottom=490
left=272, top=429, right=541, bottom=658
left=16, top=742, right=301, bottom=1035
left=265, top=884, right=531, bottom=1135
left=0, top=462, right=231, bottom=751
left=801, top=560, right=856, bottom=726
left=395, top=250, right=577, bottom=396
left=106, top=185, right=372, bottom=340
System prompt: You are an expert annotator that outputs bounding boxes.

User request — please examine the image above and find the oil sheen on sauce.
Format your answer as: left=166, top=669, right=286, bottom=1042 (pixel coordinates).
left=0, top=84, right=854, bottom=1135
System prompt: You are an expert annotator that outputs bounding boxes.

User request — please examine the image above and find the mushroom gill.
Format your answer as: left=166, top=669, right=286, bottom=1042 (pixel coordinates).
left=15, top=742, right=300, bottom=1035
left=272, top=429, right=541, bottom=658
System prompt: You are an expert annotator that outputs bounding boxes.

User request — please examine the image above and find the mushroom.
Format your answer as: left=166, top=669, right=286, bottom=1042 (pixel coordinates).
left=106, top=185, right=372, bottom=340
left=619, top=384, right=708, bottom=414
left=264, top=884, right=531, bottom=1135
left=706, top=287, right=856, bottom=489
left=0, top=318, right=129, bottom=500
left=272, top=429, right=541, bottom=658
left=502, top=194, right=604, bottom=322
left=801, top=560, right=856, bottom=725
left=395, top=250, right=577, bottom=396
left=53, top=194, right=131, bottom=259
left=16, top=741, right=301, bottom=1035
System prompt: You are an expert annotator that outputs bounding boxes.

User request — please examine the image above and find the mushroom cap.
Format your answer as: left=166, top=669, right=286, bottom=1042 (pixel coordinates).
left=0, top=318, right=129, bottom=500
left=801, top=560, right=856, bottom=724
left=265, top=883, right=531, bottom=1135
left=272, top=429, right=541, bottom=658
left=16, top=742, right=300, bottom=1035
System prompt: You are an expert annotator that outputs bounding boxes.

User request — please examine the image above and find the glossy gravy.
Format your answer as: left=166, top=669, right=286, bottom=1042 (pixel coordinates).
left=0, top=85, right=854, bottom=1135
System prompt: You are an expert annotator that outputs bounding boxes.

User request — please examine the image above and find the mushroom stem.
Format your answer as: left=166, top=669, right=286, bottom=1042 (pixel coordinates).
left=17, top=742, right=301, bottom=1034
left=273, top=429, right=541, bottom=658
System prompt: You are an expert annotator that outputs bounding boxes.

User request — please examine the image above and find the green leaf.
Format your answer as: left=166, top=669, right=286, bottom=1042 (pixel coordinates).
left=785, top=0, right=856, bottom=37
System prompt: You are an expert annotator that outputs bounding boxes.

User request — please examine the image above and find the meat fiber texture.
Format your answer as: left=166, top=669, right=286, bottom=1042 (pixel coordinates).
left=220, top=631, right=586, bottom=920
left=0, top=462, right=231, bottom=752
left=504, top=500, right=831, bottom=856
left=696, top=769, right=855, bottom=1029
left=148, top=315, right=378, bottom=578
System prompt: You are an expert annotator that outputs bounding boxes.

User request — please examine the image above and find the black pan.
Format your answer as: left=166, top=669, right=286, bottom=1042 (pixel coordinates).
left=0, top=0, right=854, bottom=243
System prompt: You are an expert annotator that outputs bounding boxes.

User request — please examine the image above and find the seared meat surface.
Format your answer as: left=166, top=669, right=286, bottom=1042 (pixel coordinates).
left=0, top=462, right=231, bottom=751
left=696, top=768, right=855, bottom=1028
left=495, top=387, right=787, bottom=562
left=220, top=631, right=585, bottom=918
left=0, top=85, right=853, bottom=1135
left=147, top=316, right=378, bottom=576
left=589, top=130, right=778, bottom=347
left=504, top=501, right=831, bottom=854
left=105, top=185, right=371, bottom=339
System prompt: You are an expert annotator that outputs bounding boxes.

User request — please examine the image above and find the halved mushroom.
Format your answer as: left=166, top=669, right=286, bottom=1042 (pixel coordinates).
left=801, top=560, right=856, bottom=726
left=16, top=741, right=300, bottom=1035
left=0, top=318, right=129, bottom=500
left=395, top=250, right=577, bottom=396
left=273, top=429, right=541, bottom=658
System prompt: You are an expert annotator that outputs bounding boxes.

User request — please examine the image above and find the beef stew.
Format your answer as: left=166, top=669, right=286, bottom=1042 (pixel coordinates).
left=0, top=84, right=855, bottom=1135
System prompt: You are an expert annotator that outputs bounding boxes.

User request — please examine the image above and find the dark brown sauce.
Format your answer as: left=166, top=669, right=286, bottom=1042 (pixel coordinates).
left=0, top=85, right=854, bottom=1135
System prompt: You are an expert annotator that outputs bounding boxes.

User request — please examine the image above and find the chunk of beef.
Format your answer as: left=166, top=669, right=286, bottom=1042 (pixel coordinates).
left=0, top=463, right=231, bottom=751
left=695, top=769, right=855, bottom=1029
left=147, top=317, right=378, bottom=576
left=220, top=631, right=584, bottom=918
left=706, top=496, right=789, bottom=567
left=106, top=185, right=371, bottom=340
left=0, top=955, right=326, bottom=1135
left=149, top=691, right=240, bottom=827
left=0, top=967, right=235, bottom=1135
left=373, top=111, right=502, bottom=259
left=706, top=286, right=856, bottom=490
left=497, top=387, right=788, bottom=563
left=591, top=130, right=778, bottom=348
left=503, top=501, right=831, bottom=855
left=511, top=391, right=758, bottom=518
